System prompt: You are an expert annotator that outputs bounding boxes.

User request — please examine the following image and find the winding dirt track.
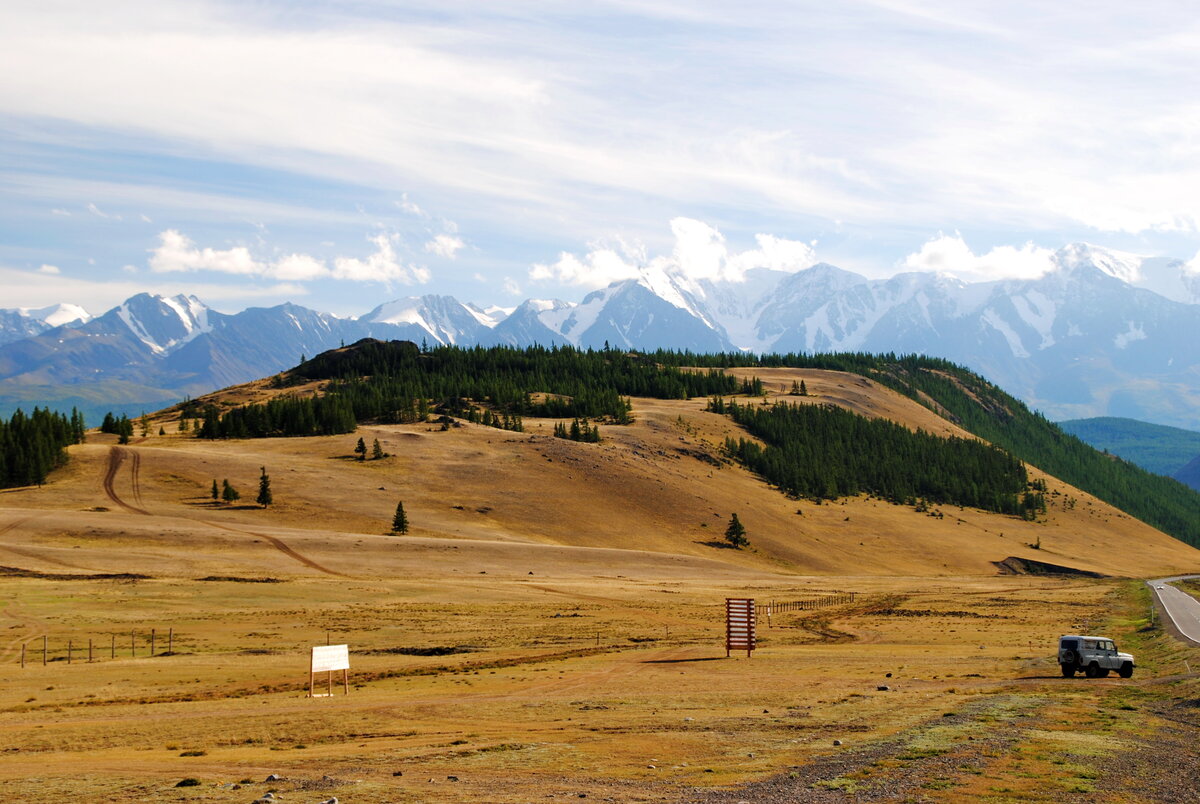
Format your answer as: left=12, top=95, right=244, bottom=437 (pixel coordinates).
left=201, top=519, right=346, bottom=577
left=101, top=447, right=150, bottom=516
left=99, top=446, right=344, bottom=577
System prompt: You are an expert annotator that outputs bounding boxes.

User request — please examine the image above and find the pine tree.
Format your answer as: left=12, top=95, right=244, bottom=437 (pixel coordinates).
left=139, top=413, right=150, bottom=437
left=158, top=426, right=165, bottom=436
left=391, top=501, right=408, bottom=534
left=724, top=513, right=749, bottom=548
left=790, top=380, right=801, bottom=395
left=799, top=380, right=808, bottom=396
left=221, top=479, right=240, bottom=503
left=101, top=412, right=116, bottom=434
left=211, top=479, right=219, bottom=500
left=179, top=416, right=189, bottom=433
left=257, top=466, right=272, bottom=507
left=354, top=437, right=367, bottom=461
left=371, top=439, right=385, bottom=460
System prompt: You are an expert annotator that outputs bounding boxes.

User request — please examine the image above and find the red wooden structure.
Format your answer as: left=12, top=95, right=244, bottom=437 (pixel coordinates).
left=725, top=598, right=756, bottom=657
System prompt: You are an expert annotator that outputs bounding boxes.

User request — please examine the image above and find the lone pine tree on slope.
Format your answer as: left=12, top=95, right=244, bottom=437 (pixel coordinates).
left=724, top=513, right=749, bottom=548
left=257, top=466, right=272, bottom=507
left=392, top=501, right=409, bottom=534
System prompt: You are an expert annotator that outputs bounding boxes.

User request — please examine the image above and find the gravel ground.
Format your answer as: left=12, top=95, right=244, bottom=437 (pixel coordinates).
left=678, top=691, right=1200, bottom=803
left=1093, top=700, right=1200, bottom=803
left=680, top=696, right=1045, bottom=803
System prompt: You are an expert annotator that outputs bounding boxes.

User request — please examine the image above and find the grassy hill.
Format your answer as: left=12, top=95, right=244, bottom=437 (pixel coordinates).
left=1, top=341, right=1193, bottom=579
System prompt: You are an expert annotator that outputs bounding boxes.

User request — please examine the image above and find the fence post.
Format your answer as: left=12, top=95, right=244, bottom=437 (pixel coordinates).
left=89, top=639, right=93, bottom=663
left=110, top=633, right=115, bottom=659
left=67, top=640, right=72, bottom=665
left=21, top=643, right=25, bottom=668
left=131, top=630, right=135, bottom=658
left=151, top=628, right=156, bottom=657
left=169, top=628, right=173, bottom=654
left=42, top=635, right=47, bottom=666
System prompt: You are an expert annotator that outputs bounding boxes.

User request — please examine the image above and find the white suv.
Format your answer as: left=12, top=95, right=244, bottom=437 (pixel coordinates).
left=1058, top=635, right=1134, bottom=678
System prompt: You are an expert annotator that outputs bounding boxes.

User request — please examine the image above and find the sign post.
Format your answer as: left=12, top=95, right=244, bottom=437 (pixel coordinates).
left=725, top=598, right=756, bottom=658
left=309, top=644, right=350, bottom=697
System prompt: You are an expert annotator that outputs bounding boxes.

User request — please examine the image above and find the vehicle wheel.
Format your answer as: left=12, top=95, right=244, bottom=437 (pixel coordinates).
left=1119, top=663, right=1133, bottom=678
left=1098, top=668, right=1110, bottom=678
left=1085, top=662, right=1102, bottom=678
left=1060, top=663, right=1076, bottom=677
left=1062, top=649, right=1077, bottom=666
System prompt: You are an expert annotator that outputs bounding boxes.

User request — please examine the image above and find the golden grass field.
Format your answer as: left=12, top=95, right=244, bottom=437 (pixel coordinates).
left=1, top=368, right=1199, bottom=802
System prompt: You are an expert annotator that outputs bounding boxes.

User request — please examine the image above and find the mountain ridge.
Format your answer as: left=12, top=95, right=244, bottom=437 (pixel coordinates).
left=1, top=242, right=1197, bottom=428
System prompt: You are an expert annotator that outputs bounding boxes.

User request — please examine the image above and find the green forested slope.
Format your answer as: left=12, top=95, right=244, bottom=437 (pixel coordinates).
left=654, top=350, right=1200, bottom=547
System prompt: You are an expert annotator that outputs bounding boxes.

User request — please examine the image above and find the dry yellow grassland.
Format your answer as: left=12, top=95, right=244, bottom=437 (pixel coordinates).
left=0, top=368, right=1196, bottom=801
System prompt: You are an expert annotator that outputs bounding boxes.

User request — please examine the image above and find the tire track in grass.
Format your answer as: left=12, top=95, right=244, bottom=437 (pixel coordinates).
left=101, top=447, right=150, bottom=516
left=202, top=519, right=346, bottom=577
left=101, top=446, right=341, bottom=576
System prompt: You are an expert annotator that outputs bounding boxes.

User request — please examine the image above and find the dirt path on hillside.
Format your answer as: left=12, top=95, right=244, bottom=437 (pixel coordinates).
left=101, top=447, right=150, bottom=516
left=200, top=519, right=346, bottom=577
left=98, top=446, right=343, bottom=577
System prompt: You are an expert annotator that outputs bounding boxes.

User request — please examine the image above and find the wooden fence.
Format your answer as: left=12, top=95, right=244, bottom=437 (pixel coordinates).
left=764, top=593, right=856, bottom=626
left=18, top=628, right=177, bottom=667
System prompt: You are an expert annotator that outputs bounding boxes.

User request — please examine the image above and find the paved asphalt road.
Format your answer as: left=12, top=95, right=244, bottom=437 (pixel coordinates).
left=1148, top=575, right=1200, bottom=644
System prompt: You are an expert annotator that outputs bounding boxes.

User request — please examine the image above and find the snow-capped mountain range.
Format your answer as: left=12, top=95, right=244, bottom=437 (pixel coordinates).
left=1, top=243, right=1197, bottom=430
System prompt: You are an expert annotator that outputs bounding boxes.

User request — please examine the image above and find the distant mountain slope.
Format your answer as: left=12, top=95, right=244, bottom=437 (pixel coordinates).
left=0, top=303, right=90, bottom=347
left=1058, top=417, right=1200, bottom=477
left=1176, top=456, right=1200, bottom=492
left=1, top=241, right=1197, bottom=429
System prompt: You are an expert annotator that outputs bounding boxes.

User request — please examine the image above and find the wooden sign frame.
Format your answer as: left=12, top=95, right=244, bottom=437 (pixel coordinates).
left=725, top=598, right=756, bottom=657
left=309, top=644, right=350, bottom=697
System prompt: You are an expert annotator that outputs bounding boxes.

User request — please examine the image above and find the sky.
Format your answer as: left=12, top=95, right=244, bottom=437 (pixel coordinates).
left=2, top=0, right=1200, bottom=316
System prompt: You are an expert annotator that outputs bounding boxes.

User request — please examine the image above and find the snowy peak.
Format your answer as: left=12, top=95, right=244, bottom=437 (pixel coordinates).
left=21, top=303, right=91, bottom=328
left=115, top=293, right=211, bottom=355
left=1054, top=243, right=1144, bottom=284
left=359, top=294, right=493, bottom=345
left=0, top=303, right=91, bottom=347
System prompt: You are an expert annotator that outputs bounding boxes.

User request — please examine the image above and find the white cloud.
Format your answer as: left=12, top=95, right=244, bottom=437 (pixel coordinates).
left=50, top=208, right=70, bottom=216
left=271, top=253, right=328, bottom=281
left=530, top=248, right=640, bottom=288
left=902, top=233, right=1055, bottom=281
left=0, top=264, right=305, bottom=313
left=1183, top=249, right=1200, bottom=277
left=502, top=276, right=521, bottom=296
left=86, top=202, right=121, bottom=220
left=146, top=229, right=431, bottom=285
left=150, top=229, right=260, bottom=275
left=332, top=233, right=430, bottom=284
left=424, top=234, right=465, bottom=259
left=140, top=213, right=153, bottom=223
left=37, top=263, right=60, bottom=274
left=531, top=218, right=818, bottom=287
left=397, top=194, right=426, bottom=217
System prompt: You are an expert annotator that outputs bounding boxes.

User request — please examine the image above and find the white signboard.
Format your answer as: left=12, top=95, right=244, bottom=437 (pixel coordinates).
left=311, top=644, right=350, bottom=673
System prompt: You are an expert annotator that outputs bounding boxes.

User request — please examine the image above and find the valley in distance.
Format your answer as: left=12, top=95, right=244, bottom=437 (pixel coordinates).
left=2, top=341, right=1200, bottom=803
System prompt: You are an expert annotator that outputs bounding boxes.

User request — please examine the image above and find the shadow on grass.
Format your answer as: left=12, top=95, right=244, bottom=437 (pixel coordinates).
left=642, top=656, right=725, bottom=664
left=695, top=540, right=739, bottom=550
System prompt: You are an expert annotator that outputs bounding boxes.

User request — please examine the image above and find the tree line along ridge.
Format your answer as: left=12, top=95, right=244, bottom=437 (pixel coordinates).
left=3, top=340, right=1196, bottom=547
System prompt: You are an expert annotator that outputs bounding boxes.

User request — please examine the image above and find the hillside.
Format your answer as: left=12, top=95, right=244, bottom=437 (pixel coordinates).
left=1060, top=416, right=1200, bottom=479
left=1, top=345, right=1196, bottom=579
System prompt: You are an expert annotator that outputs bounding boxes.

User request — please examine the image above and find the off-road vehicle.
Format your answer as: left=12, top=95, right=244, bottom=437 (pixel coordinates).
left=1058, top=635, right=1134, bottom=678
